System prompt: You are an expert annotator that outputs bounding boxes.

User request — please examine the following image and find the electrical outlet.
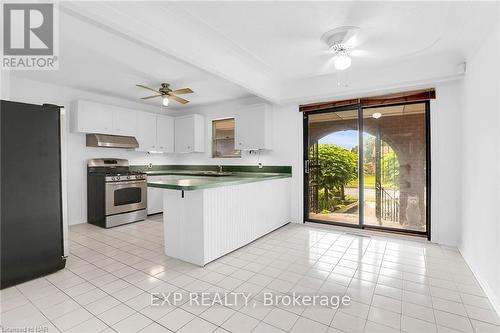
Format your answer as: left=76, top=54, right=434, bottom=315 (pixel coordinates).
left=148, top=163, right=153, bottom=169
left=258, top=163, right=263, bottom=169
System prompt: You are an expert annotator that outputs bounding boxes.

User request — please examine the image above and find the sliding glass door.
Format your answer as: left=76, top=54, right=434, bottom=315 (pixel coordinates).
left=305, top=106, right=363, bottom=228
left=304, top=102, right=429, bottom=236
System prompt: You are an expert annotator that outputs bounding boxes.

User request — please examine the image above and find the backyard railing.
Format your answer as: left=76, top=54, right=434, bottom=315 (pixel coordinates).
left=378, top=184, right=400, bottom=223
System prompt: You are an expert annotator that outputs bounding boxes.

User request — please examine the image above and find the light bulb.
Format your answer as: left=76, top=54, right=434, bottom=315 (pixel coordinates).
left=162, top=96, right=169, bottom=107
left=372, top=112, right=382, bottom=119
left=333, top=54, right=352, bottom=70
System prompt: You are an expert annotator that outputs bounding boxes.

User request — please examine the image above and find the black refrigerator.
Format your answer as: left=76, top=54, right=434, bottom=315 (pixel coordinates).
left=1, top=100, right=66, bottom=289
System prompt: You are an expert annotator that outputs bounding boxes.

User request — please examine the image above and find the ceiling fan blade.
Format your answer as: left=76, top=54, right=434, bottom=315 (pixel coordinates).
left=171, top=88, right=193, bottom=95
left=136, top=84, right=159, bottom=93
left=141, top=95, right=162, bottom=100
left=168, top=94, right=189, bottom=104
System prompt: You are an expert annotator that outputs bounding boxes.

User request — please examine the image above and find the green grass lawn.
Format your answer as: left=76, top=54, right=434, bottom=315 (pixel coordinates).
left=347, top=175, right=375, bottom=188
left=346, top=175, right=397, bottom=189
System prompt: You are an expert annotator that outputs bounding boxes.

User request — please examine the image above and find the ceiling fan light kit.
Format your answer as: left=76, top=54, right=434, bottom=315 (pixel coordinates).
left=332, top=52, right=352, bottom=71
left=330, top=43, right=352, bottom=71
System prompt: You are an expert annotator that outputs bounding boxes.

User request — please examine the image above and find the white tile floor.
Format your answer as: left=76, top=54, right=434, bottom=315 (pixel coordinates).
left=1, top=215, right=500, bottom=333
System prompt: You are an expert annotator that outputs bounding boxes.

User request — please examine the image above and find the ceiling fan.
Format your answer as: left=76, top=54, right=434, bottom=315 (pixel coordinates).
left=136, top=83, right=193, bottom=106
left=321, top=26, right=361, bottom=70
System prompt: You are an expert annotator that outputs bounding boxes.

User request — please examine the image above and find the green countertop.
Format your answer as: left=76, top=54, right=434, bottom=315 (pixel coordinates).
left=144, top=170, right=234, bottom=176
left=147, top=172, right=291, bottom=191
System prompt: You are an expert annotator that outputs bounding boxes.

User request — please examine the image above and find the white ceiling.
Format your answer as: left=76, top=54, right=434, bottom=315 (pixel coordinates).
left=172, top=1, right=497, bottom=79
left=10, top=1, right=499, bottom=105
left=11, top=8, right=252, bottom=109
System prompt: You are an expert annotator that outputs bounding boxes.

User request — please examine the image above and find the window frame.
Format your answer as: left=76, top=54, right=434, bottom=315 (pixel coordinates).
left=211, top=118, right=241, bottom=159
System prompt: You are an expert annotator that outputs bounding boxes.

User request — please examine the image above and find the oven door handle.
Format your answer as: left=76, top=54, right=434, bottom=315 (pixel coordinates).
left=107, top=180, right=146, bottom=186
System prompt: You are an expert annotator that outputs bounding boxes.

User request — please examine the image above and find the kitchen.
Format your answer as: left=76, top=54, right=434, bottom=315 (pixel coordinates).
left=76, top=97, right=292, bottom=265
left=1, top=2, right=500, bottom=333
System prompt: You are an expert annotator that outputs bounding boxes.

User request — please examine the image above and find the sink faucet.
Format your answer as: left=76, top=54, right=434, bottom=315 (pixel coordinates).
left=218, top=165, right=223, bottom=173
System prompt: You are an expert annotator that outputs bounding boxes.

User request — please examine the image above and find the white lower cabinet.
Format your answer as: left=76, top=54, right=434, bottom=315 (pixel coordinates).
left=147, top=176, right=164, bottom=215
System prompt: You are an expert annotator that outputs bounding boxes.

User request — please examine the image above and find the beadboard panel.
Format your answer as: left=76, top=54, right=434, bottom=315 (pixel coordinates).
left=162, top=178, right=291, bottom=266
left=163, top=190, right=205, bottom=265
left=203, top=178, right=291, bottom=263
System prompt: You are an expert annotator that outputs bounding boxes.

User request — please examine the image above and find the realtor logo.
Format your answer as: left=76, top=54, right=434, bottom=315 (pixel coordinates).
left=2, top=3, right=58, bottom=69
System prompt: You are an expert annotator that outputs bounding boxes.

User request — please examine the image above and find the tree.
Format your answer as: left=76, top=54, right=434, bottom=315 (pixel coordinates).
left=363, top=135, right=375, bottom=175
left=382, top=149, right=399, bottom=187
left=314, top=144, right=358, bottom=207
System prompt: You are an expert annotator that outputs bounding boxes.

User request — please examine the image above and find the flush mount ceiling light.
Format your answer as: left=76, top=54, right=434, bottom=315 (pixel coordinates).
left=372, top=112, right=382, bottom=119
left=321, top=26, right=360, bottom=71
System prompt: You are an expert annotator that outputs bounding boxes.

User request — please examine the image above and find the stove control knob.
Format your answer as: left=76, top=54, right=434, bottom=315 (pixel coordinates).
left=127, top=176, right=130, bottom=179
left=116, top=176, right=121, bottom=180
left=111, top=177, right=115, bottom=181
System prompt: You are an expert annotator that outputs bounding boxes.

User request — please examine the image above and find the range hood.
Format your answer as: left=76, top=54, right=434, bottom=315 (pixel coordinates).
left=86, top=134, right=139, bottom=149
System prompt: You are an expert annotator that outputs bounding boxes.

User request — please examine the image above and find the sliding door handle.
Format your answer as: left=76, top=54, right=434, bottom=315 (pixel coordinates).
left=305, top=160, right=310, bottom=174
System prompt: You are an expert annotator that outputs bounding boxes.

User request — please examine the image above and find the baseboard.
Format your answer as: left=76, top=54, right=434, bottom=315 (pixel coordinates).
left=459, top=248, right=500, bottom=317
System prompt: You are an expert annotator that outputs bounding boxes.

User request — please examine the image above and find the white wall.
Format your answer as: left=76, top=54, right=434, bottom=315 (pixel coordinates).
left=4, top=74, right=467, bottom=250
left=168, top=97, right=304, bottom=223
left=169, top=82, right=465, bottom=246
left=459, top=23, right=500, bottom=313
left=6, top=76, right=176, bottom=226
left=430, top=81, right=463, bottom=246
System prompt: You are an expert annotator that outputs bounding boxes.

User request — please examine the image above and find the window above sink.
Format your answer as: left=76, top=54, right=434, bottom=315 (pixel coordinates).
left=212, top=118, right=241, bottom=158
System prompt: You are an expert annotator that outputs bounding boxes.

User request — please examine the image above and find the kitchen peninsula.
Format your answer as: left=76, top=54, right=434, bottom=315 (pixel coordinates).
left=140, top=165, right=292, bottom=266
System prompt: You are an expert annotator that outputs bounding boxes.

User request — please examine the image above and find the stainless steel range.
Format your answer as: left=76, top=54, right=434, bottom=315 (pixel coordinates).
left=87, top=158, right=147, bottom=228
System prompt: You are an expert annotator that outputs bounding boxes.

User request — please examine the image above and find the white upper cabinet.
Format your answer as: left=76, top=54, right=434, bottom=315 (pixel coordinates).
left=72, top=100, right=198, bottom=154
left=136, top=112, right=158, bottom=151
left=156, top=115, right=174, bottom=153
left=112, top=108, right=136, bottom=136
left=174, top=114, right=204, bottom=153
left=72, top=100, right=113, bottom=134
left=235, top=103, right=273, bottom=150
left=136, top=112, right=174, bottom=153
left=72, top=100, right=136, bottom=136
